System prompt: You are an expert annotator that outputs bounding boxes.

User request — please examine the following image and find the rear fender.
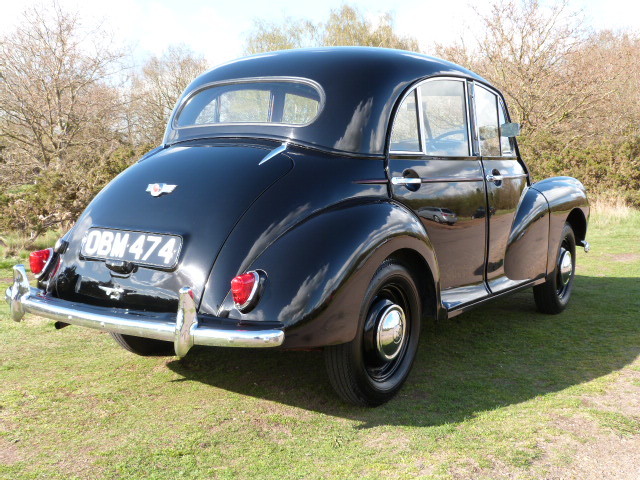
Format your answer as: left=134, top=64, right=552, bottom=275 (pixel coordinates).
left=219, top=199, right=440, bottom=348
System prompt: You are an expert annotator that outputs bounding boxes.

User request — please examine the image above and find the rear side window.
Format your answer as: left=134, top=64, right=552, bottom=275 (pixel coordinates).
left=390, top=90, right=420, bottom=152
left=420, top=80, right=470, bottom=156
left=176, top=80, right=323, bottom=127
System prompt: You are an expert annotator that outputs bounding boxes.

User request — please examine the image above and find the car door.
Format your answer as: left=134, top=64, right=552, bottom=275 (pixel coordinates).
left=472, top=83, right=529, bottom=293
left=388, top=77, right=489, bottom=309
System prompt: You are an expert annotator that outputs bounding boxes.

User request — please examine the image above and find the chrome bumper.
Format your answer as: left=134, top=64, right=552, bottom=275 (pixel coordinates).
left=4, top=265, right=284, bottom=357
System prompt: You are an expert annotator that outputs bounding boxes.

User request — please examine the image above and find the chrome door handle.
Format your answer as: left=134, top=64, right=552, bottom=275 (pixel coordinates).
left=391, top=177, right=422, bottom=186
left=486, top=173, right=504, bottom=183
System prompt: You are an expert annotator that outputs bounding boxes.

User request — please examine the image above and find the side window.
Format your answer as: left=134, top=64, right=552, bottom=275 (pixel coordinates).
left=390, top=90, right=420, bottom=152
left=498, top=100, right=514, bottom=156
left=475, top=86, right=500, bottom=156
left=420, top=80, right=469, bottom=156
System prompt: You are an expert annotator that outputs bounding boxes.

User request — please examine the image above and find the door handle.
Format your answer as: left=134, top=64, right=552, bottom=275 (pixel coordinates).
left=486, top=173, right=504, bottom=183
left=391, top=177, right=422, bottom=186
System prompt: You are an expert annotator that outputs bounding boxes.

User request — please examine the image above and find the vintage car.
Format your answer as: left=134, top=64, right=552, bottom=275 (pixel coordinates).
left=420, top=206, right=458, bottom=225
left=5, top=47, right=590, bottom=406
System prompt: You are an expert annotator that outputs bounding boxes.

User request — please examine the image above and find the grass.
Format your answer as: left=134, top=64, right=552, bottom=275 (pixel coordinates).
left=0, top=229, right=63, bottom=259
left=1, top=209, right=639, bottom=479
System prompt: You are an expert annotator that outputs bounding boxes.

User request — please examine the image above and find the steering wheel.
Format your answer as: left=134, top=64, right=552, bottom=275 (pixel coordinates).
left=432, top=129, right=466, bottom=142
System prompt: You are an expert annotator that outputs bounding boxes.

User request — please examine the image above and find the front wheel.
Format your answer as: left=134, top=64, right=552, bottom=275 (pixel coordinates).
left=324, top=260, right=421, bottom=406
left=533, top=223, right=576, bottom=314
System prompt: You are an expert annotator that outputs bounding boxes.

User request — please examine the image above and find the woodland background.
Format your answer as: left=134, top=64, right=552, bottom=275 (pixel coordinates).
left=1, top=0, right=638, bottom=244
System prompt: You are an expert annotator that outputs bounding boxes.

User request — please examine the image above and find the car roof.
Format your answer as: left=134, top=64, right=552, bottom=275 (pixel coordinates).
left=164, top=47, right=490, bottom=157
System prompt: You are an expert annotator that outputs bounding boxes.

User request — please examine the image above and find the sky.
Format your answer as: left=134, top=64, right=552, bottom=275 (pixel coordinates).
left=1, top=0, right=639, bottom=68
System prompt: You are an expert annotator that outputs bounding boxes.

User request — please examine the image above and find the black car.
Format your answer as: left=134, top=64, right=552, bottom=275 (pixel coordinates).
left=6, top=47, right=590, bottom=406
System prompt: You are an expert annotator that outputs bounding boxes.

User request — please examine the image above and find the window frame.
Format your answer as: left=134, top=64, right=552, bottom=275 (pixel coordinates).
left=498, top=97, right=516, bottom=158
left=389, top=76, right=472, bottom=158
left=473, top=83, right=502, bottom=157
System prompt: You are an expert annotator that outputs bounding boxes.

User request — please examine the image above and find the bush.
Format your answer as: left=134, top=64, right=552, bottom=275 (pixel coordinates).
left=0, top=145, right=153, bottom=238
left=523, top=136, right=640, bottom=207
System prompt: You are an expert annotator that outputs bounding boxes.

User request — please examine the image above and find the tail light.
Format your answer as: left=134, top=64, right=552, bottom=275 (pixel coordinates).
left=231, top=271, right=261, bottom=311
left=29, top=248, right=53, bottom=276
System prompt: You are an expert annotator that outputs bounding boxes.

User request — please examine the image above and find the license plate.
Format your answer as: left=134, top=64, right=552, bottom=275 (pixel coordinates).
left=81, top=228, right=182, bottom=268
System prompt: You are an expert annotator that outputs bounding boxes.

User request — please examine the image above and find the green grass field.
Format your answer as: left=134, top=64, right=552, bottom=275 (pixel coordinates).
left=1, top=211, right=639, bottom=479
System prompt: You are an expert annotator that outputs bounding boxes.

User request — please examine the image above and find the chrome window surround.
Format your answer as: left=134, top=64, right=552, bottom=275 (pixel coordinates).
left=171, top=76, right=326, bottom=131
left=389, top=76, right=472, bottom=157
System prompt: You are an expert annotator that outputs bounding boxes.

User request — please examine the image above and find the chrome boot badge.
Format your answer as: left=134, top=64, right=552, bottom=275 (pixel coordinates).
left=146, top=183, right=177, bottom=197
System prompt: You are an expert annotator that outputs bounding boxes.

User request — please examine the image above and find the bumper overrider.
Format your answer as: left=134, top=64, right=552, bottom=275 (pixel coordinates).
left=4, top=265, right=284, bottom=357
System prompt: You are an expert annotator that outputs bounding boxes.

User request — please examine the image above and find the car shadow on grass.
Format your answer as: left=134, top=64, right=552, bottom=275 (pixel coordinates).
left=166, top=275, right=640, bottom=428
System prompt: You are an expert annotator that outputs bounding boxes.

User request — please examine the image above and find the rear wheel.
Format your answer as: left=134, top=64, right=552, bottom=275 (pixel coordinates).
left=533, top=223, right=576, bottom=314
left=110, top=333, right=174, bottom=356
left=324, top=260, right=421, bottom=406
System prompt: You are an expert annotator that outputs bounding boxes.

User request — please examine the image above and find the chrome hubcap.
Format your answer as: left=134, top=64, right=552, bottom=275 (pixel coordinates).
left=559, top=249, right=572, bottom=286
left=376, top=305, right=406, bottom=361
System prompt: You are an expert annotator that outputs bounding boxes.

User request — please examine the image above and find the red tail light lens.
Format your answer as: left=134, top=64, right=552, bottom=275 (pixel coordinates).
left=231, top=271, right=260, bottom=309
left=29, top=248, right=53, bottom=275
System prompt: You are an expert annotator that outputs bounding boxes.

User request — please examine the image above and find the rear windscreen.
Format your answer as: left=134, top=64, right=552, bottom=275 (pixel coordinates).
left=175, top=80, right=322, bottom=128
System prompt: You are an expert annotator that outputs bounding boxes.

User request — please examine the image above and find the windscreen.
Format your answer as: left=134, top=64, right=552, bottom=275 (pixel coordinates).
left=175, top=80, right=322, bottom=128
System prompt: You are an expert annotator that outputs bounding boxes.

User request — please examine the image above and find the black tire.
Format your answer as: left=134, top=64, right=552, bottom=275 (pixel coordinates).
left=533, top=223, right=576, bottom=314
left=110, top=333, right=174, bottom=356
left=324, top=260, right=421, bottom=406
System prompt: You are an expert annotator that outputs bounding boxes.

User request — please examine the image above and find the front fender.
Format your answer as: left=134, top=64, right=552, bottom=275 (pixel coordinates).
left=219, top=199, right=440, bottom=348
left=531, top=176, right=590, bottom=274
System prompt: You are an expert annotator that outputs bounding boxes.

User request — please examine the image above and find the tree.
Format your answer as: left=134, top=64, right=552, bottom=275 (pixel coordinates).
left=436, top=0, right=640, bottom=203
left=0, top=2, right=125, bottom=176
left=436, top=1, right=595, bottom=138
left=244, top=5, right=419, bottom=54
left=0, top=1, right=126, bottom=234
left=128, top=45, right=209, bottom=145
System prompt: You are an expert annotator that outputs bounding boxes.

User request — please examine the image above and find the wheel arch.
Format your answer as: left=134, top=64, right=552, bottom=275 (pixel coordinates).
left=387, top=248, right=438, bottom=321
left=530, top=176, right=590, bottom=274
left=566, top=208, right=588, bottom=243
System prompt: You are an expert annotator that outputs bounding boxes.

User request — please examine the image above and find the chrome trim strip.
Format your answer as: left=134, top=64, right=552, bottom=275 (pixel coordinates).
left=392, top=176, right=484, bottom=185
left=258, top=143, right=288, bottom=165
left=5, top=265, right=284, bottom=356
left=420, top=176, right=484, bottom=183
